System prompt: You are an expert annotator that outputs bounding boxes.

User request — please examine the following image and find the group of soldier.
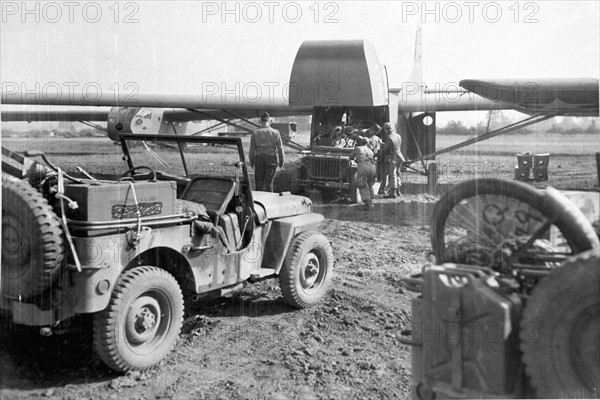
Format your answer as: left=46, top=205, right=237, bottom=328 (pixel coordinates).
left=348, top=122, right=405, bottom=209
left=248, top=112, right=406, bottom=210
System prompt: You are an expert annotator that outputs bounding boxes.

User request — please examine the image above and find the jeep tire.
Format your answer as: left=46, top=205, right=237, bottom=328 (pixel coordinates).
left=1, top=179, right=64, bottom=298
left=94, top=266, right=184, bottom=372
left=279, top=231, right=334, bottom=308
left=520, top=250, right=600, bottom=398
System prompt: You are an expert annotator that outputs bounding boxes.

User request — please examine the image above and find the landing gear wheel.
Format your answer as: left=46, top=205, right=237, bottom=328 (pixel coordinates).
left=431, top=178, right=599, bottom=273
left=93, top=266, right=184, bottom=372
left=279, top=231, right=334, bottom=308
left=2, top=180, right=64, bottom=298
left=520, top=250, right=600, bottom=398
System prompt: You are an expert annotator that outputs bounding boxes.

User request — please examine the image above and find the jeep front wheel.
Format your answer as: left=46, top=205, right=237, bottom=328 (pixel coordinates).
left=93, top=266, right=184, bottom=372
left=279, top=231, right=334, bottom=308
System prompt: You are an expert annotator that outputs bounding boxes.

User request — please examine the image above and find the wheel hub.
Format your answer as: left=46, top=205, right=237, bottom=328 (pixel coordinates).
left=301, top=253, right=321, bottom=290
left=2, top=214, right=30, bottom=274
left=136, top=306, right=157, bottom=332
left=126, top=296, right=161, bottom=344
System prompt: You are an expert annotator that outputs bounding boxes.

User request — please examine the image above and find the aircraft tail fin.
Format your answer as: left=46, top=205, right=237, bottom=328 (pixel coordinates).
left=407, top=25, right=423, bottom=87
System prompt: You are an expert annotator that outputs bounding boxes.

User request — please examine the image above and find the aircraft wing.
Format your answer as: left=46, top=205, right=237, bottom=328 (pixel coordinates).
left=397, top=89, right=510, bottom=113
left=1, top=92, right=310, bottom=112
left=0, top=105, right=311, bottom=123
left=459, top=78, right=599, bottom=116
left=1, top=107, right=110, bottom=122
left=0, top=95, right=312, bottom=140
left=396, top=78, right=599, bottom=116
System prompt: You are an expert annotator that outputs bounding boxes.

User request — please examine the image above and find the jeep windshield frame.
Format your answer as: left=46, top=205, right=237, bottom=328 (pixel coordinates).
left=118, top=133, right=254, bottom=205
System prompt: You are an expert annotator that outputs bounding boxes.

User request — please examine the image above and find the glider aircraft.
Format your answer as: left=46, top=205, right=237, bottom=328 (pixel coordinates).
left=1, top=27, right=598, bottom=179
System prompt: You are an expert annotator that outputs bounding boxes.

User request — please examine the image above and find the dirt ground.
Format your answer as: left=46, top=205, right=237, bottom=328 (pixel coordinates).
left=0, top=196, right=434, bottom=400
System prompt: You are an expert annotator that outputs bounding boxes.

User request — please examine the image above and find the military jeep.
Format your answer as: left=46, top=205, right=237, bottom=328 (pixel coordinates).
left=1, top=134, right=334, bottom=372
left=294, top=105, right=389, bottom=203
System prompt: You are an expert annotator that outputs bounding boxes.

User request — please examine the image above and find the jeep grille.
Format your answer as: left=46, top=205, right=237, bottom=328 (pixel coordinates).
left=309, top=158, right=340, bottom=181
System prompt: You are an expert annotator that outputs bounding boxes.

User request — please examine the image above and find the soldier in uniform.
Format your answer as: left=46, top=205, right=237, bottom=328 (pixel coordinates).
left=376, top=125, right=389, bottom=196
left=249, top=112, right=285, bottom=192
left=349, top=137, right=377, bottom=209
left=379, top=122, right=405, bottom=199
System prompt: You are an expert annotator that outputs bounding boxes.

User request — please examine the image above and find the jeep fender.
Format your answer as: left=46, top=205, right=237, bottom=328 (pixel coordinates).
left=261, top=213, right=324, bottom=273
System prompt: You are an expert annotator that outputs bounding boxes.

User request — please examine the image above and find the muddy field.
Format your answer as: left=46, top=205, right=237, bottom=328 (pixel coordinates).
left=0, top=199, right=431, bottom=400
left=0, top=133, right=598, bottom=399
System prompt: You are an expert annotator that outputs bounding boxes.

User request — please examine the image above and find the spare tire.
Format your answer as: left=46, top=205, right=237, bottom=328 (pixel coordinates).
left=431, top=179, right=599, bottom=267
left=2, top=180, right=64, bottom=298
left=520, top=250, right=600, bottom=398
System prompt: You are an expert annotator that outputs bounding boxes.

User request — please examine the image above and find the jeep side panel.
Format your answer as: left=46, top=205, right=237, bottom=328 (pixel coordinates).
left=260, top=213, right=324, bottom=274
left=191, top=222, right=271, bottom=292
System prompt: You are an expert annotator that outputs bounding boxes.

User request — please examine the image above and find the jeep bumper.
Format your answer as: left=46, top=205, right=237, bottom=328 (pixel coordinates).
left=298, top=180, right=349, bottom=190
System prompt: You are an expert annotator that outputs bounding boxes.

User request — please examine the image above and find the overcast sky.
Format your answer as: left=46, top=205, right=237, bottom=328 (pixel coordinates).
left=1, top=1, right=598, bottom=125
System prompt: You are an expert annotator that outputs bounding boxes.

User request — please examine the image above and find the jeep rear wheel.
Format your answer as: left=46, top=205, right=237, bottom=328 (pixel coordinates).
left=280, top=231, right=334, bottom=308
left=520, top=250, right=600, bottom=398
left=1, top=180, right=64, bottom=298
left=94, top=266, right=184, bottom=372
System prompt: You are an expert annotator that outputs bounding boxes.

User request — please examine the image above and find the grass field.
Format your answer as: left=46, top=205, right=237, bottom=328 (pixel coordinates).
left=2, top=132, right=599, bottom=191
left=429, top=133, right=600, bottom=191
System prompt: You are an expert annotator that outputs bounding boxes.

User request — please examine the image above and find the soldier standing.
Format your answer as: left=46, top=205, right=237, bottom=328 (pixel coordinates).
left=349, top=137, right=376, bottom=209
left=380, top=122, right=405, bottom=199
left=249, top=112, right=285, bottom=192
left=376, top=126, right=388, bottom=196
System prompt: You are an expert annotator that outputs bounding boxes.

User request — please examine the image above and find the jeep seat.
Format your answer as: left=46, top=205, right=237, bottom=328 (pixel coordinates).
left=180, top=177, right=236, bottom=225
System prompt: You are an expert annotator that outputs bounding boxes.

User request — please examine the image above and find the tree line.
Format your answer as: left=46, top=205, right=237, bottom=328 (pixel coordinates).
left=439, top=119, right=598, bottom=135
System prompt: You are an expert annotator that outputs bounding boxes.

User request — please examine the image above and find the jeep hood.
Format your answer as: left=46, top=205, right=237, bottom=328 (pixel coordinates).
left=252, top=191, right=313, bottom=220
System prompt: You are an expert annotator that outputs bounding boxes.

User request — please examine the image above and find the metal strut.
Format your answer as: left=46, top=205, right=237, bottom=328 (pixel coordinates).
left=78, top=120, right=108, bottom=132
left=186, top=109, right=254, bottom=134
left=408, top=113, right=557, bottom=163
left=220, top=109, right=259, bottom=129
left=402, top=113, right=428, bottom=173
left=189, top=120, right=232, bottom=136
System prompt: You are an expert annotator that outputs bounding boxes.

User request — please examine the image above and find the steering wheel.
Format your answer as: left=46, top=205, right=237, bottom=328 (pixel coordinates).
left=119, top=166, right=157, bottom=182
